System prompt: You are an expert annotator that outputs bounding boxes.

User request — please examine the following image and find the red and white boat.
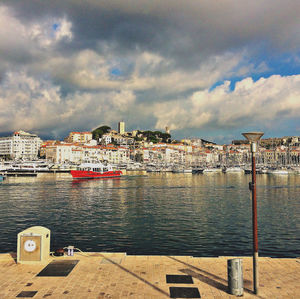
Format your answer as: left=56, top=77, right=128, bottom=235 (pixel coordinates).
left=70, top=163, right=122, bottom=179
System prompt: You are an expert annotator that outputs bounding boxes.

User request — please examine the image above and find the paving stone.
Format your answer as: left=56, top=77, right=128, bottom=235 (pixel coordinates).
left=0, top=253, right=299, bottom=298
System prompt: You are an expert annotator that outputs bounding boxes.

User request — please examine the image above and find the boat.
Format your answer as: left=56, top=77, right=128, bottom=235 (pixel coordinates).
left=266, top=168, right=289, bottom=175
left=224, top=166, right=243, bottom=173
left=192, top=168, right=203, bottom=174
left=172, top=167, right=186, bottom=173
left=70, top=163, right=122, bottom=179
left=292, top=167, right=300, bottom=174
left=5, top=161, right=50, bottom=172
left=203, top=167, right=222, bottom=173
left=5, top=172, right=37, bottom=177
left=146, top=166, right=160, bottom=172
left=244, top=168, right=266, bottom=174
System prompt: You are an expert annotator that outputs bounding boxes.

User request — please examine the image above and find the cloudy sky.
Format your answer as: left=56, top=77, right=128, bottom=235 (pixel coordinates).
left=0, top=0, right=300, bottom=143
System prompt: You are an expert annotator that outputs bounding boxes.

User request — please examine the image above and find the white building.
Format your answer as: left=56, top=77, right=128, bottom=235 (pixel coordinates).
left=0, top=130, right=42, bottom=160
left=113, top=135, right=134, bottom=145
left=45, top=143, right=130, bottom=165
left=64, top=131, right=92, bottom=143
left=45, top=144, right=76, bottom=163
left=101, top=134, right=112, bottom=145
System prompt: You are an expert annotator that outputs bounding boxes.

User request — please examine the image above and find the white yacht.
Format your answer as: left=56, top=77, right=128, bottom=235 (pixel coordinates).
left=3, top=161, right=50, bottom=172
left=267, top=168, right=289, bottom=175
left=203, top=168, right=222, bottom=173
left=225, top=166, right=243, bottom=173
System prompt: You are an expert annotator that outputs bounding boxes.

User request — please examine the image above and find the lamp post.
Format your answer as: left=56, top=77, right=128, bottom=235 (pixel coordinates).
left=242, top=132, right=264, bottom=295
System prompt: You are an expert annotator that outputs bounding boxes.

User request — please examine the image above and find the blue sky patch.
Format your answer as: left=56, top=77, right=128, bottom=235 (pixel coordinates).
left=110, top=68, right=122, bottom=76
left=52, top=23, right=60, bottom=31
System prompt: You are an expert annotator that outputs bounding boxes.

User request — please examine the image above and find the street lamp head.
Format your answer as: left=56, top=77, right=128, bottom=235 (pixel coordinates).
left=242, top=132, right=264, bottom=142
left=242, top=132, right=264, bottom=153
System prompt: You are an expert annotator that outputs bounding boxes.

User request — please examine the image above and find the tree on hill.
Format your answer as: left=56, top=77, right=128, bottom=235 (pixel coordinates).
left=160, top=132, right=171, bottom=143
left=135, top=130, right=172, bottom=143
left=92, top=125, right=111, bottom=140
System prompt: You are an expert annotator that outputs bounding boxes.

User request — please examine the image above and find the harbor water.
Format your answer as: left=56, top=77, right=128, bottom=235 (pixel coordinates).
left=0, top=172, right=299, bottom=257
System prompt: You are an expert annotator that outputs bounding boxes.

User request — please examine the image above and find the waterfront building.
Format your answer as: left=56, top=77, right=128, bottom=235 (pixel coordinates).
left=0, top=130, right=42, bottom=160
left=45, top=143, right=130, bottom=165
left=290, top=149, right=300, bottom=164
left=39, top=140, right=59, bottom=158
left=190, top=151, right=205, bottom=166
left=40, top=129, right=300, bottom=167
left=262, top=149, right=276, bottom=165
left=102, top=146, right=129, bottom=164
left=64, top=131, right=92, bottom=143
left=46, top=143, right=76, bottom=163
left=275, top=148, right=288, bottom=165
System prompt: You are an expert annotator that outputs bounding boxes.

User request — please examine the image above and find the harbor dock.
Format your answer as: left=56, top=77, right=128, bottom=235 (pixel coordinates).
left=0, top=253, right=299, bottom=298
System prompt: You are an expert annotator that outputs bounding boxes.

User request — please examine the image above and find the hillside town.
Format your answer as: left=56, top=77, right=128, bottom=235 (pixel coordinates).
left=0, top=122, right=300, bottom=172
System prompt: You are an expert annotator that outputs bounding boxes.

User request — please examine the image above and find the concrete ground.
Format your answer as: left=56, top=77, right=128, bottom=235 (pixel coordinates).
left=0, top=252, right=299, bottom=298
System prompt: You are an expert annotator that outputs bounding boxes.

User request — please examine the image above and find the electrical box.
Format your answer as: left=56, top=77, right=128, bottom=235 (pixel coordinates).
left=17, top=226, right=51, bottom=264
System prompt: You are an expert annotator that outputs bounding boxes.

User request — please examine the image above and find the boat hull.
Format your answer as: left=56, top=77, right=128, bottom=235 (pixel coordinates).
left=70, top=170, right=122, bottom=179
left=267, top=170, right=289, bottom=175
left=203, top=168, right=222, bottom=173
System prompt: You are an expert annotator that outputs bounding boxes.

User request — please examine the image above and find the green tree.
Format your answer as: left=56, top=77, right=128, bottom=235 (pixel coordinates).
left=92, top=125, right=111, bottom=140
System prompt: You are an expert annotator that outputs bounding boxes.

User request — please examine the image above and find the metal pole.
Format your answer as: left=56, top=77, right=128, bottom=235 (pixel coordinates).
left=251, top=151, right=259, bottom=294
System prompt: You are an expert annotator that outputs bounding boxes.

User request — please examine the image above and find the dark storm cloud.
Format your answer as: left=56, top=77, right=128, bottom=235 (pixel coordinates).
left=4, top=0, right=300, bottom=69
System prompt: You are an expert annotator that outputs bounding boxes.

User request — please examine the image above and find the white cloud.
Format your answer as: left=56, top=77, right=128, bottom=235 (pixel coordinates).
left=0, top=71, right=62, bottom=132
left=0, top=5, right=72, bottom=62
left=0, top=70, right=136, bottom=135
left=40, top=49, right=248, bottom=95
left=1, top=70, right=299, bottom=140
left=28, top=17, right=72, bottom=48
left=153, top=75, right=300, bottom=131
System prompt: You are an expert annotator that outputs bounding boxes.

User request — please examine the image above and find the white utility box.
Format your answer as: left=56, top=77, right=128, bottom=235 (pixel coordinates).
left=17, top=226, right=51, bottom=264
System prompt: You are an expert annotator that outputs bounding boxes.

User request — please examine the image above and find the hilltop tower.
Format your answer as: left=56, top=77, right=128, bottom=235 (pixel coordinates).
left=118, top=121, right=125, bottom=135
left=165, top=126, right=170, bottom=134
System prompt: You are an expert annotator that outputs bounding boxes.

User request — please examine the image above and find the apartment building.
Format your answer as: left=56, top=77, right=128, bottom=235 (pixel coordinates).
left=0, top=130, right=42, bottom=160
left=46, top=144, right=76, bottom=163
left=45, top=143, right=130, bottom=164
left=262, top=149, right=276, bottom=164
left=101, top=134, right=112, bottom=145
left=64, top=132, right=92, bottom=143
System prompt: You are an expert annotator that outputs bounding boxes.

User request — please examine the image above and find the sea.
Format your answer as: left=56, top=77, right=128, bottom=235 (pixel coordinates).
left=0, top=172, right=299, bottom=257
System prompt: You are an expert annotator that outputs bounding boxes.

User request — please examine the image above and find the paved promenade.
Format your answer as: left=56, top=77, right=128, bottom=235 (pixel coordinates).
left=0, top=252, right=299, bottom=298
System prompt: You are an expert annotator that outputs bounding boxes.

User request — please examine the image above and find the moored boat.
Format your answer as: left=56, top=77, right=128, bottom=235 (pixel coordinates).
left=4, top=161, right=50, bottom=172
left=266, top=168, right=289, bottom=175
left=203, top=167, right=222, bottom=173
left=225, top=166, right=243, bottom=173
left=192, top=168, right=203, bottom=174
left=70, top=163, right=122, bottom=179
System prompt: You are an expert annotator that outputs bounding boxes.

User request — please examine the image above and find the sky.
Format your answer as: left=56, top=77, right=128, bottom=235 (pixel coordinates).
left=0, top=0, right=300, bottom=143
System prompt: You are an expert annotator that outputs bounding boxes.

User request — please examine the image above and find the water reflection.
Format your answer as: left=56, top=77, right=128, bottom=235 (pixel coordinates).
left=0, top=173, right=299, bottom=257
